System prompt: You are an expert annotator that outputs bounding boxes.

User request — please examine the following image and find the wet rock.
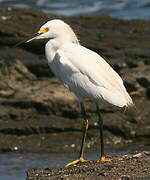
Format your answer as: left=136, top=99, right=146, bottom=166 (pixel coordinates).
left=1, top=7, right=150, bottom=65
left=0, top=58, right=36, bottom=81
left=124, top=82, right=138, bottom=92
left=27, top=151, right=150, bottom=180
left=126, top=61, right=138, bottom=68
left=146, top=87, right=150, bottom=98
left=0, top=7, right=150, bottom=152
left=136, top=77, right=150, bottom=88
left=25, top=60, right=53, bottom=77
left=2, top=100, right=51, bottom=114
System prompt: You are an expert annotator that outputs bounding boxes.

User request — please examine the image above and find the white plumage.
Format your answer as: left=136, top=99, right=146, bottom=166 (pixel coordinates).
left=40, top=19, right=133, bottom=108
left=49, top=43, right=133, bottom=107
left=18, top=19, right=134, bottom=166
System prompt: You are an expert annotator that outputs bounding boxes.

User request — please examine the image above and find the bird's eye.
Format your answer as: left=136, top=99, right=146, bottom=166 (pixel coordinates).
left=45, top=27, right=49, bottom=32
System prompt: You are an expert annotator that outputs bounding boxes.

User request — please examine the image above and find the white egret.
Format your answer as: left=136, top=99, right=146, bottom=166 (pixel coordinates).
left=17, top=19, right=134, bottom=167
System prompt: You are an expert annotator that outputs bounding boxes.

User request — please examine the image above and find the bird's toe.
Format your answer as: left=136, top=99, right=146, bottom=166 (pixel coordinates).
left=65, top=157, right=88, bottom=167
left=97, top=156, right=111, bottom=162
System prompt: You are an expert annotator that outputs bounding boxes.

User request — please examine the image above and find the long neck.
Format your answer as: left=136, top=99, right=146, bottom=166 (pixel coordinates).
left=45, top=32, right=79, bottom=63
left=45, top=39, right=60, bottom=63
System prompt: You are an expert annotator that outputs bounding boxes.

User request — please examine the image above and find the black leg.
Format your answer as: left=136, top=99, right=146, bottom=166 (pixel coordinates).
left=79, top=102, right=89, bottom=158
left=65, top=102, right=89, bottom=167
left=96, top=103, right=104, bottom=158
left=96, top=103, right=111, bottom=162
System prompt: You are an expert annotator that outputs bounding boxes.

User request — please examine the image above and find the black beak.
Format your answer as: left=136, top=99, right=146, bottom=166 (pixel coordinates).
left=14, top=32, right=42, bottom=47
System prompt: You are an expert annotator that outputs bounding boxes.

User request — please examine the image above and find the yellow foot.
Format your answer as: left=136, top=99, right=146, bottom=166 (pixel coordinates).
left=97, top=156, right=111, bottom=162
left=65, top=157, right=88, bottom=167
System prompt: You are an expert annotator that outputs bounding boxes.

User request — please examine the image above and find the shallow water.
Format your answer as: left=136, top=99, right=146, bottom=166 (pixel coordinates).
left=0, top=0, right=150, bottom=19
left=0, top=151, right=69, bottom=180
left=0, top=145, right=149, bottom=180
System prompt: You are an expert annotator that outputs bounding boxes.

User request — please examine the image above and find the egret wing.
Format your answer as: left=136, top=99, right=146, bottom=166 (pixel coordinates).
left=51, top=43, right=132, bottom=107
left=58, top=43, right=124, bottom=91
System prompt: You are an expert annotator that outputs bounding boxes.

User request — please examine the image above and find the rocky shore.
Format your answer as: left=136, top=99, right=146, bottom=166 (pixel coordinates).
left=0, top=6, right=150, bottom=179
left=27, top=151, right=150, bottom=180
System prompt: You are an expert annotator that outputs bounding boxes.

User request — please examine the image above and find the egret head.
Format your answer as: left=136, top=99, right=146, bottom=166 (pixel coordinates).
left=15, top=19, right=79, bottom=46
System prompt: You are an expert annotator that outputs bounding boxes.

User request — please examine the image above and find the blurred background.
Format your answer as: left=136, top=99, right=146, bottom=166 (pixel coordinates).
left=0, top=0, right=150, bottom=19
left=0, top=0, right=150, bottom=180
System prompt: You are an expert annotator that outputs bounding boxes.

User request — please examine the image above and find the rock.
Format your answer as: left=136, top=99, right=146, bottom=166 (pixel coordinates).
left=26, top=151, right=150, bottom=180
left=136, top=77, right=150, bottom=88
left=146, top=87, right=150, bottom=98
left=1, top=7, right=150, bottom=65
left=0, top=58, right=36, bottom=81
left=0, top=7, right=150, bottom=152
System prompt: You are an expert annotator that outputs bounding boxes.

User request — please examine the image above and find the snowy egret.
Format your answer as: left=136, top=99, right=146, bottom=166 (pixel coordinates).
left=17, top=19, right=134, bottom=166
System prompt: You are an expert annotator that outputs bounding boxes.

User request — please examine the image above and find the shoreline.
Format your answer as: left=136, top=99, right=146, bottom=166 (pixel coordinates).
left=27, top=151, right=150, bottom=180
left=0, top=6, right=150, bottom=152
left=0, top=6, right=150, bottom=179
